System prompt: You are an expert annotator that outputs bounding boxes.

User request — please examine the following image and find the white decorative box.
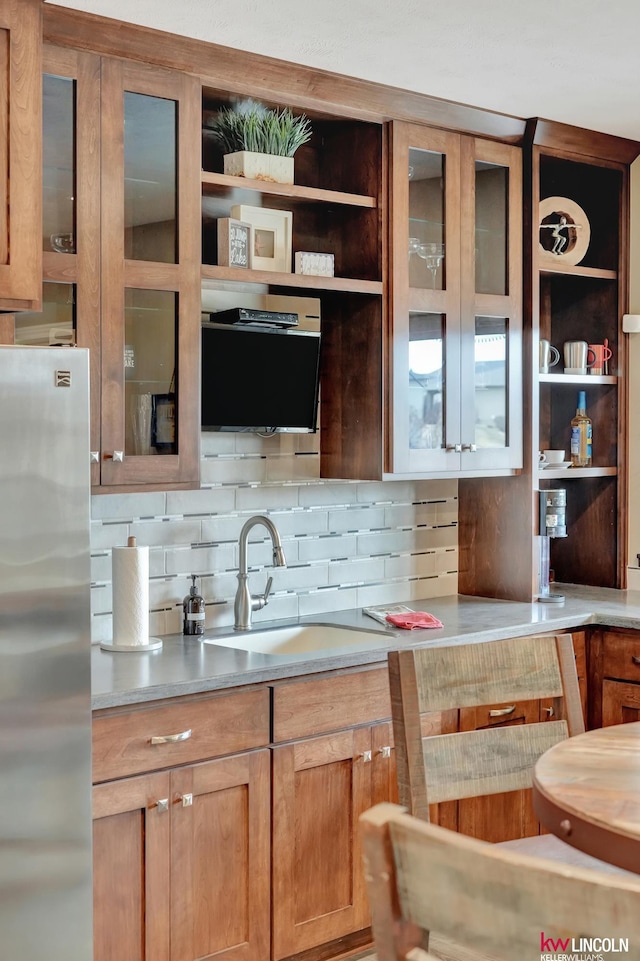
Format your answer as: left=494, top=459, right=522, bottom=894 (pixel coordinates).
left=294, top=251, right=334, bottom=277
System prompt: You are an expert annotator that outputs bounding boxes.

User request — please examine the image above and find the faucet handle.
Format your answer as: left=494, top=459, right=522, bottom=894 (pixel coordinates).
left=263, top=576, right=273, bottom=603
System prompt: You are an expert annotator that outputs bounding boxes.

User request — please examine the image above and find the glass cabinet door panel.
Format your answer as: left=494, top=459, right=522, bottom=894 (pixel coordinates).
left=475, top=160, right=508, bottom=296
left=472, top=316, right=507, bottom=449
left=408, top=149, right=445, bottom=290
left=14, top=282, right=76, bottom=345
left=409, top=313, right=446, bottom=450
left=124, top=288, right=177, bottom=457
left=124, top=92, right=177, bottom=263
left=43, top=75, right=75, bottom=254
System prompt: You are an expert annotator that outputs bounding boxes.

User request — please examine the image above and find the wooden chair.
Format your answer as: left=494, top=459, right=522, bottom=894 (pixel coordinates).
left=388, top=633, right=626, bottom=870
left=360, top=802, right=640, bottom=961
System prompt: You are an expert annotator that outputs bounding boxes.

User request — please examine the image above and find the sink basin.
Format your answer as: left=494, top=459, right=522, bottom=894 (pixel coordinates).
left=204, top=623, right=393, bottom=656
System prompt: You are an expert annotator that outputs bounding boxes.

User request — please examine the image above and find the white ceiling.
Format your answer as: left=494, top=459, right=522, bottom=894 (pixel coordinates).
left=48, top=0, right=640, bottom=142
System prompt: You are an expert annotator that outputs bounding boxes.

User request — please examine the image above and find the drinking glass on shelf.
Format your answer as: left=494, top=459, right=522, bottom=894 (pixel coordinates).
left=417, top=242, right=445, bottom=288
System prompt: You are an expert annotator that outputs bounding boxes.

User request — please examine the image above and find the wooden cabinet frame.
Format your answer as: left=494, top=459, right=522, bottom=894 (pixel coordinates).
left=0, top=0, right=42, bottom=310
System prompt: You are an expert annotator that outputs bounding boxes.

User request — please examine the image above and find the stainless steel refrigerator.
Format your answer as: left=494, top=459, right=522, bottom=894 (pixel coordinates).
left=0, top=346, right=93, bottom=960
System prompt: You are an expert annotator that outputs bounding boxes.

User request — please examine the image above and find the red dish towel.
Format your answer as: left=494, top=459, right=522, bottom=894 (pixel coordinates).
left=385, top=611, right=444, bottom=630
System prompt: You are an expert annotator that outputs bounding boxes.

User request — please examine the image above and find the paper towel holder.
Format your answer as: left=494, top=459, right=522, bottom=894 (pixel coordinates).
left=100, top=535, right=163, bottom=653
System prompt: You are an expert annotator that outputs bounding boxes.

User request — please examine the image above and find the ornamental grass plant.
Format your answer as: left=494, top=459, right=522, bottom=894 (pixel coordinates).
left=207, top=100, right=312, bottom=158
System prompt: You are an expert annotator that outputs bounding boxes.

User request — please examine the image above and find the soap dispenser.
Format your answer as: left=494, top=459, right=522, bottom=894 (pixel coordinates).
left=183, top=575, right=205, bottom=636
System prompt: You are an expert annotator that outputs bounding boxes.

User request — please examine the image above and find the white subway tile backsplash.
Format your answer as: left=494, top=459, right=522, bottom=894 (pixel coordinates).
left=129, top=519, right=203, bottom=548
left=328, top=556, right=386, bottom=586
left=166, top=487, right=236, bottom=517
left=201, top=456, right=267, bottom=485
left=298, top=534, right=358, bottom=562
left=327, top=506, right=386, bottom=533
left=298, top=587, right=359, bottom=617
left=236, top=485, right=300, bottom=511
left=89, top=438, right=458, bottom=642
left=384, top=553, right=438, bottom=579
left=165, top=544, right=236, bottom=576
left=91, top=491, right=166, bottom=521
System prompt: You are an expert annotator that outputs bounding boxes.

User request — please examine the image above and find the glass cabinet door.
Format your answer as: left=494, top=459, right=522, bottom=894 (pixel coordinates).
left=100, top=58, right=200, bottom=487
left=390, top=123, right=522, bottom=475
left=42, top=45, right=102, bottom=485
left=460, top=139, right=522, bottom=470
left=389, top=123, right=462, bottom=473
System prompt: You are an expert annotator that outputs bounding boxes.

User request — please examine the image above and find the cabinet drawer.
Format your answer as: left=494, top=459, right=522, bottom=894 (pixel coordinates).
left=602, top=632, right=640, bottom=684
left=93, top=687, right=270, bottom=782
left=272, top=667, right=391, bottom=742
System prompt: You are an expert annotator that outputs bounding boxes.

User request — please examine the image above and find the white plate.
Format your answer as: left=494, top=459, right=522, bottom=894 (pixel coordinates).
left=541, top=461, right=572, bottom=470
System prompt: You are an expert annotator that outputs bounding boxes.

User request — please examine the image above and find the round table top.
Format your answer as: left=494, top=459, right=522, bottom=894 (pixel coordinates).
left=533, top=721, right=640, bottom=872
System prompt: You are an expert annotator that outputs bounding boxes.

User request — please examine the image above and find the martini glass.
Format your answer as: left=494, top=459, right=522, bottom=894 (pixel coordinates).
left=417, top=242, right=444, bottom=288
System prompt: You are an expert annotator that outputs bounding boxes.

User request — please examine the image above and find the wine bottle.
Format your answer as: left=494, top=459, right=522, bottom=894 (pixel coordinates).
left=570, top=390, right=592, bottom=467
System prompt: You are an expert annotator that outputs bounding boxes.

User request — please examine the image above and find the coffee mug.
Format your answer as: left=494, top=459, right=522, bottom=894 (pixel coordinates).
left=539, top=449, right=565, bottom=466
left=539, top=339, right=560, bottom=374
left=589, top=342, right=613, bottom=375
left=563, top=340, right=596, bottom=375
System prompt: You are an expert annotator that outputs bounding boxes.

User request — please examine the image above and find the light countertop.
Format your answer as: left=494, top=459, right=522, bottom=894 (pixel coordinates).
left=92, top=584, right=640, bottom=710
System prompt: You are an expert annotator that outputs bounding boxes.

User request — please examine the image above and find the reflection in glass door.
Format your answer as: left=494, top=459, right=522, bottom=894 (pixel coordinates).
left=43, top=75, right=76, bottom=254
left=409, top=313, right=445, bottom=450
left=473, top=317, right=508, bottom=449
left=408, top=149, right=446, bottom=290
left=124, top=92, right=177, bottom=263
left=14, top=282, right=76, bottom=345
left=124, top=289, right=177, bottom=456
left=475, top=161, right=508, bottom=295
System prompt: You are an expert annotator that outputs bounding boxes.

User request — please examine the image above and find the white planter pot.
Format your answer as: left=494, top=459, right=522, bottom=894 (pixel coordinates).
left=223, top=151, right=294, bottom=185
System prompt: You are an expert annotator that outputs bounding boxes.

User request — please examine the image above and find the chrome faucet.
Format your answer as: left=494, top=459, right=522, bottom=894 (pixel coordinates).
left=234, top=515, right=286, bottom=631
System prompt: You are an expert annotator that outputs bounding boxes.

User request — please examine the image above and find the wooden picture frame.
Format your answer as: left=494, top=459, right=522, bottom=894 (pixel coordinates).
left=217, top=217, right=252, bottom=269
left=230, top=204, right=292, bottom=273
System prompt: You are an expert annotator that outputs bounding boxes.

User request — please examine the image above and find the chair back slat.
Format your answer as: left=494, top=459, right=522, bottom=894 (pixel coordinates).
left=412, top=635, right=562, bottom=712
left=361, top=803, right=640, bottom=961
left=388, top=633, right=584, bottom=820
left=422, top=720, right=568, bottom=803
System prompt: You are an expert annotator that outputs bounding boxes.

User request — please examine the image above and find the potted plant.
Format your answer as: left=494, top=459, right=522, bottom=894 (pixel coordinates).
left=205, top=99, right=312, bottom=184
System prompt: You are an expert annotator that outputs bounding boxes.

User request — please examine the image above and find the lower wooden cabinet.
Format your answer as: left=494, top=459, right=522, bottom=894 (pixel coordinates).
left=594, top=630, right=640, bottom=727
left=94, top=750, right=270, bottom=961
left=92, top=632, right=593, bottom=961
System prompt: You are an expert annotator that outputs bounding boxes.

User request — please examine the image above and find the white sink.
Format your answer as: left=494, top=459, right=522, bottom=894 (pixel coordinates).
left=204, top=623, right=393, bottom=656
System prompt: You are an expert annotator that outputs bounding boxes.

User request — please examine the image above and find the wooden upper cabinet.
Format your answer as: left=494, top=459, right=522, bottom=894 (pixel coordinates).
left=100, top=58, right=201, bottom=487
left=388, top=122, right=523, bottom=476
left=0, top=0, right=42, bottom=310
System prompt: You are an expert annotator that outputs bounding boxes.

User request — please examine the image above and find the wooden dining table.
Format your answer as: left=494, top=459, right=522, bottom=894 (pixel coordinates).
left=533, top=720, right=640, bottom=874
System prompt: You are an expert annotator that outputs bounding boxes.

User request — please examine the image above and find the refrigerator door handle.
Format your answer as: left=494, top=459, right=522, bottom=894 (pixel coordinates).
left=149, top=728, right=192, bottom=745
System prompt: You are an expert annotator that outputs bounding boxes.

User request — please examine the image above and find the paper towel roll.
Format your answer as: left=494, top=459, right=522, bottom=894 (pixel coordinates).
left=112, top=537, right=150, bottom=647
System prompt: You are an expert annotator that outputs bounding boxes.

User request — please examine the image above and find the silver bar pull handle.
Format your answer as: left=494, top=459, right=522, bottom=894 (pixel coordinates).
left=150, top=729, right=192, bottom=745
left=489, top=705, right=516, bottom=717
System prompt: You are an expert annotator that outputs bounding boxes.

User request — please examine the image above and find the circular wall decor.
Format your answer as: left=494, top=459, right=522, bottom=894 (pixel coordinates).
left=538, top=196, right=591, bottom=266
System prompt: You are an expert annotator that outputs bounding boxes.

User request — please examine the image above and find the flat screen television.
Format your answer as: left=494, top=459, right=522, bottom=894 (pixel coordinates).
left=201, top=322, right=321, bottom=433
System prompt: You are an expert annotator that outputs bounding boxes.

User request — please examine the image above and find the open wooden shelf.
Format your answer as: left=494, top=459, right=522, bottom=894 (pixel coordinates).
left=540, top=263, right=617, bottom=280
left=201, top=171, right=377, bottom=208
left=539, top=373, right=617, bottom=385
left=538, top=466, right=617, bottom=479
left=201, top=264, right=382, bottom=294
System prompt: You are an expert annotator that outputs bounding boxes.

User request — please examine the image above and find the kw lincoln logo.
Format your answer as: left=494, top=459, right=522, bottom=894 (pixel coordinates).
left=540, top=931, right=630, bottom=960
